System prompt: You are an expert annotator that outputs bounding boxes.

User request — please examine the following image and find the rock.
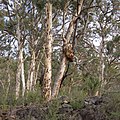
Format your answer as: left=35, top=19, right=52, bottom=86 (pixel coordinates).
left=80, top=96, right=108, bottom=120
left=70, top=110, right=83, bottom=120
left=84, top=96, right=103, bottom=106
left=58, top=96, right=70, bottom=104
left=0, top=94, right=118, bottom=120
left=58, top=103, right=73, bottom=114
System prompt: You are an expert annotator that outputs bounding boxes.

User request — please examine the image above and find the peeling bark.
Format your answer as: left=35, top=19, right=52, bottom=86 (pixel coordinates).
left=52, top=0, right=84, bottom=98
left=43, top=1, right=52, bottom=101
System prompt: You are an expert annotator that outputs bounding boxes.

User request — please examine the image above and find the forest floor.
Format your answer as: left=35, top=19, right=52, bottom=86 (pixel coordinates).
left=0, top=93, right=120, bottom=120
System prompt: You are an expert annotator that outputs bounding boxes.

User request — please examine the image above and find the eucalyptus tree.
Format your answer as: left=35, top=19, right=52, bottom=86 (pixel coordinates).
left=78, top=0, right=120, bottom=95
left=32, top=0, right=85, bottom=100
left=25, top=1, right=44, bottom=92
left=0, top=0, right=119, bottom=102
left=41, top=0, right=53, bottom=101
left=51, top=0, right=84, bottom=98
left=0, top=0, right=25, bottom=99
left=14, top=0, right=45, bottom=97
left=0, top=0, right=30, bottom=99
left=67, top=0, right=120, bottom=96
left=92, top=0, right=120, bottom=95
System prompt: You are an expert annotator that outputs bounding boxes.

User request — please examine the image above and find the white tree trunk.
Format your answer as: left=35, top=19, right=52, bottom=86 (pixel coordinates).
left=16, top=16, right=21, bottom=99
left=16, top=44, right=25, bottom=99
left=29, top=50, right=36, bottom=91
left=16, top=14, right=25, bottom=99
left=16, top=63, right=21, bottom=99
left=52, top=0, right=84, bottom=98
left=52, top=56, right=67, bottom=98
left=99, top=37, right=105, bottom=95
left=34, top=59, right=40, bottom=87
left=20, top=48, right=25, bottom=97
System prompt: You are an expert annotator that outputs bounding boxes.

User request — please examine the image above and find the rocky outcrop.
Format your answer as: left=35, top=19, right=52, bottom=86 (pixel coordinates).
left=0, top=95, right=119, bottom=120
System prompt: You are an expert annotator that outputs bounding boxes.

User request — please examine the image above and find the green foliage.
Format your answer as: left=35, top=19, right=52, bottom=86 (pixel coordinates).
left=110, top=112, right=120, bottom=118
left=0, top=90, right=7, bottom=109
left=25, top=86, right=43, bottom=105
left=60, top=83, right=86, bottom=109
left=106, top=41, right=114, bottom=55
left=0, top=2, right=119, bottom=120
left=0, top=19, right=4, bottom=30
left=70, top=90, right=86, bottom=109
left=113, top=35, right=120, bottom=43
left=82, top=76, right=100, bottom=96
left=0, top=11, right=4, bottom=30
left=103, top=92, right=120, bottom=120
left=26, top=91, right=40, bottom=104
left=32, top=0, right=46, bottom=11
left=106, top=35, right=120, bottom=56
left=46, top=100, right=60, bottom=120
left=71, top=100, right=83, bottom=110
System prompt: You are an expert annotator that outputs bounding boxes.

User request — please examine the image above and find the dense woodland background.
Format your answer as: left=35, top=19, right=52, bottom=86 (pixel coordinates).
left=0, top=0, right=120, bottom=111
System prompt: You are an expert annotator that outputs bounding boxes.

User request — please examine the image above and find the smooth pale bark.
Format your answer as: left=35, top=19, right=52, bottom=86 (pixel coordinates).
left=16, top=16, right=21, bottom=99
left=52, top=56, right=67, bottom=98
left=31, top=51, right=37, bottom=90
left=16, top=15, right=25, bottom=99
left=98, top=37, right=105, bottom=95
left=20, top=48, right=25, bottom=97
left=26, top=4, right=39, bottom=92
left=16, top=42, right=25, bottom=99
left=27, top=69, right=30, bottom=92
left=28, top=50, right=36, bottom=91
left=34, top=59, right=40, bottom=87
left=65, top=0, right=84, bottom=43
left=52, top=0, right=84, bottom=98
left=16, top=60, right=21, bottom=99
left=43, top=1, right=52, bottom=101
